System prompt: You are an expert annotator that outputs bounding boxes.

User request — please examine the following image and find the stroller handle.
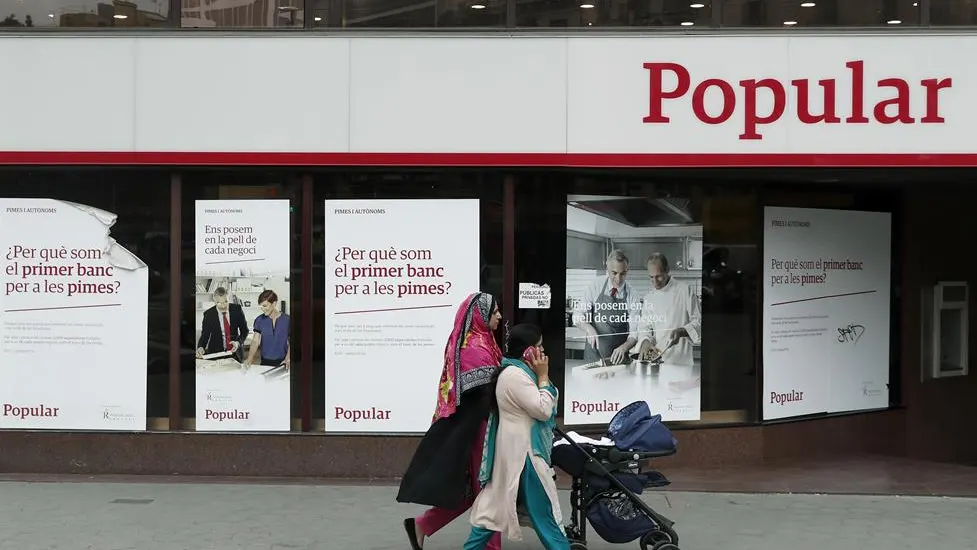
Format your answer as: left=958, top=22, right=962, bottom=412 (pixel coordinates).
left=553, top=426, right=676, bottom=460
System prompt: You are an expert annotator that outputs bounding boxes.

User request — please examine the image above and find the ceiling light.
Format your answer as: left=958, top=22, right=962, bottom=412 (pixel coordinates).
left=580, top=3, right=595, bottom=7
left=800, top=2, right=815, bottom=6
left=471, top=3, right=485, bottom=7
left=887, top=19, right=901, bottom=24
left=314, top=15, right=321, bottom=20
left=113, top=13, right=127, bottom=18
left=680, top=21, right=694, bottom=25
left=783, top=20, right=797, bottom=25
left=47, top=12, right=54, bottom=17
left=690, top=2, right=705, bottom=7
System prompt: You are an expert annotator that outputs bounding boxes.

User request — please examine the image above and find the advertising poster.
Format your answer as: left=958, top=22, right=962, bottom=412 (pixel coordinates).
left=565, top=195, right=703, bottom=425
left=762, top=207, right=891, bottom=421
left=0, top=199, right=148, bottom=430
left=323, top=199, right=480, bottom=433
left=194, top=200, right=291, bottom=432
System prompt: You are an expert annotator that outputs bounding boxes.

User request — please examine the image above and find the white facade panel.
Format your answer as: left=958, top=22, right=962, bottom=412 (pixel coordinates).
left=134, top=37, right=350, bottom=152
left=347, top=37, right=567, bottom=153
left=0, top=37, right=136, bottom=152
left=0, top=33, right=972, bottom=159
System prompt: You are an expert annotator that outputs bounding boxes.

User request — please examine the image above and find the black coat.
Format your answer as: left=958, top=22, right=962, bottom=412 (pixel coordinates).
left=197, top=303, right=249, bottom=361
left=396, top=385, right=493, bottom=510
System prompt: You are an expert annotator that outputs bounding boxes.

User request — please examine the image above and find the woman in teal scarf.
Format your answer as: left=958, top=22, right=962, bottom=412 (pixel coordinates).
left=464, top=323, right=570, bottom=550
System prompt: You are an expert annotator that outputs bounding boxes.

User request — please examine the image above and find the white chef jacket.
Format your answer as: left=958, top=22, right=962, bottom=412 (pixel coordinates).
left=635, top=278, right=702, bottom=367
left=571, top=276, right=643, bottom=342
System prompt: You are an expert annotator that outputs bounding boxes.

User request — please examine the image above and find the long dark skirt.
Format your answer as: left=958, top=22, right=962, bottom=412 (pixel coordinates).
left=396, top=385, right=492, bottom=510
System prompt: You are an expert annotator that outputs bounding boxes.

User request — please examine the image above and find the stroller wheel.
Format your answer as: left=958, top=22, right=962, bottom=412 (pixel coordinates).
left=639, top=530, right=675, bottom=550
left=569, top=542, right=588, bottom=550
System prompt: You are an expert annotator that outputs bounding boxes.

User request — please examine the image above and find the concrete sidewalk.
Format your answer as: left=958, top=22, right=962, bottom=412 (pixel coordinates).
left=1, top=480, right=976, bottom=550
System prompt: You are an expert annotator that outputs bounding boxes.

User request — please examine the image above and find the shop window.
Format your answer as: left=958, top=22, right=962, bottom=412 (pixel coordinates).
left=720, top=0, right=920, bottom=26
left=311, top=171, right=504, bottom=431
left=0, top=168, right=172, bottom=427
left=0, top=0, right=170, bottom=27
left=323, top=0, right=437, bottom=26
left=309, top=0, right=505, bottom=26
left=512, top=173, right=759, bottom=427
left=436, top=0, right=507, bottom=26
left=180, top=0, right=302, bottom=27
left=516, top=0, right=711, bottom=27
left=180, top=170, right=303, bottom=431
left=930, top=0, right=977, bottom=24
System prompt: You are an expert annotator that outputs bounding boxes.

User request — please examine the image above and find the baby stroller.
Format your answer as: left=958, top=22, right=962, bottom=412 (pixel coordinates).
left=551, top=401, right=681, bottom=550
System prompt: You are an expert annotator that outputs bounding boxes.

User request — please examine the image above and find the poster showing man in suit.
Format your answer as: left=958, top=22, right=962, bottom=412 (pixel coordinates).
left=196, top=287, right=249, bottom=362
left=194, top=199, right=291, bottom=432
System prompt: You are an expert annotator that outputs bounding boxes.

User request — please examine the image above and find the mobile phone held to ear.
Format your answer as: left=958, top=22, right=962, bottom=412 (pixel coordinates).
left=522, top=346, right=540, bottom=364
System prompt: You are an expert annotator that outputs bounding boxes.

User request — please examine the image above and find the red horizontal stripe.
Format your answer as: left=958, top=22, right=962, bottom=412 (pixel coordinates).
left=0, top=151, right=975, bottom=167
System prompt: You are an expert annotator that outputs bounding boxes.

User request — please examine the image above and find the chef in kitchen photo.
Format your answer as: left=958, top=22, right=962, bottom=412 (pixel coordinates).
left=635, top=252, right=702, bottom=369
left=563, top=193, right=703, bottom=424
left=571, top=249, right=644, bottom=366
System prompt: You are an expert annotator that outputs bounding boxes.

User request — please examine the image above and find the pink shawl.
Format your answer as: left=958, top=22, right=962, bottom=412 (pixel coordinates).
left=433, top=292, right=502, bottom=423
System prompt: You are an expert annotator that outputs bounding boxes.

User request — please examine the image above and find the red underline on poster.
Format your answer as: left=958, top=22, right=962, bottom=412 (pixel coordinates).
left=3, top=303, right=123, bottom=313
left=203, top=258, right=266, bottom=265
left=4, top=151, right=977, bottom=167
left=770, top=290, right=877, bottom=307
left=334, top=304, right=454, bottom=315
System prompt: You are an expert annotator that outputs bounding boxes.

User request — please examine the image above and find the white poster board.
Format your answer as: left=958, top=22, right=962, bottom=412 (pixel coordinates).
left=518, top=283, right=552, bottom=309
left=194, top=200, right=291, bottom=432
left=564, top=196, right=703, bottom=425
left=762, top=206, right=891, bottom=421
left=323, top=199, right=480, bottom=433
left=0, top=199, right=148, bottom=430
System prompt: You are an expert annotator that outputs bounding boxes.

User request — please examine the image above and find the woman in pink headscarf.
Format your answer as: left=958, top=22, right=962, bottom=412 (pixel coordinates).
left=397, top=292, right=504, bottom=550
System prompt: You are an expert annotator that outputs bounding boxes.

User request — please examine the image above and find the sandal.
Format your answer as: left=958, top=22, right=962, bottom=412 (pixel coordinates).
left=403, top=518, right=423, bottom=550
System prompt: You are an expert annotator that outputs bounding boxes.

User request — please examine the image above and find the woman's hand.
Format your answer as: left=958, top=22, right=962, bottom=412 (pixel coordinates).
left=530, top=352, right=549, bottom=381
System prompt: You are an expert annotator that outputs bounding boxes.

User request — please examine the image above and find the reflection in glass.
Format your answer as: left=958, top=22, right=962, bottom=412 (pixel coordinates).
left=0, top=0, right=169, bottom=27
left=721, top=0, right=920, bottom=27
left=931, top=0, right=977, bottom=24
left=309, top=0, right=505, bottom=26
left=338, top=0, right=435, bottom=26
left=516, top=0, right=710, bottom=27
left=438, top=0, right=505, bottom=26
left=181, top=0, right=303, bottom=27
left=698, top=193, right=759, bottom=423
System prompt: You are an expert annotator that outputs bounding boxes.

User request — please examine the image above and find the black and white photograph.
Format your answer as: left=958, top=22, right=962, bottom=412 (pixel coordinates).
left=564, top=194, right=703, bottom=424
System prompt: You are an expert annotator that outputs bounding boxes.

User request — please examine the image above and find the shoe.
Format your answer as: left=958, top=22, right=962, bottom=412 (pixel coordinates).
left=404, top=518, right=422, bottom=550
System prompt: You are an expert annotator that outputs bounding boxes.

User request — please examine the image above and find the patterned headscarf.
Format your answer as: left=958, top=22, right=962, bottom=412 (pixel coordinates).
left=432, top=292, right=502, bottom=423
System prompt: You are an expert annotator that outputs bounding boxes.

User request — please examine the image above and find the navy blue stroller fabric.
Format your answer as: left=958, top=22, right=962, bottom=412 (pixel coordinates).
left=607, top=401, right=677, bottom=453
left=586, top=493, right=658, bottom=544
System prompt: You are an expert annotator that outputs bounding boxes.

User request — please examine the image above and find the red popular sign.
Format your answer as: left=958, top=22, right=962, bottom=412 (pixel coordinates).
left=642, top=60, right=953, bottom=140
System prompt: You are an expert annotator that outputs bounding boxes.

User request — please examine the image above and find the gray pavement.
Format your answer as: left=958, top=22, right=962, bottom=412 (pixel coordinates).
left=1, top=480, right=976, bottom=550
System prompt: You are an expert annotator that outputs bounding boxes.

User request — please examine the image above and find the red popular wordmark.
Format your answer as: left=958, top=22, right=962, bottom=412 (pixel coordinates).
left=642, top=60, right=953, bottom=140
